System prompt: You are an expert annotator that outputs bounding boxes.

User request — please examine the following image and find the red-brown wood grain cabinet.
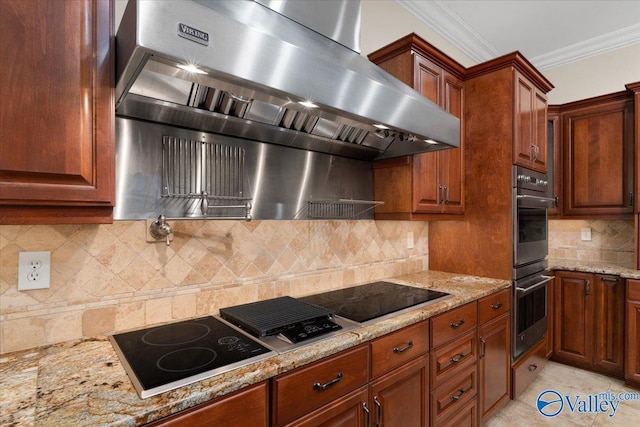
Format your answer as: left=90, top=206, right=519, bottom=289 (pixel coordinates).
left=514, top=70, right=548, bottom=173
left=553, top=271, right=625, bottom=378
left=477, top=289, right=511, bottom=422
left=626, top=279, right=640, bottom=389
left=145, top=381, right=269, bottom=427
left=560, top=92, right=634, bottom=218
left=369, top=33, right=465, bottom=219
left=0, top=0, right=114, bottom=224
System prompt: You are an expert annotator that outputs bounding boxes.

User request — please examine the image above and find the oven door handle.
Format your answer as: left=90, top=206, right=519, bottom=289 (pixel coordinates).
left=516, top=194, right=556, bottom=207
left=515, top=275, right=554, bottom=296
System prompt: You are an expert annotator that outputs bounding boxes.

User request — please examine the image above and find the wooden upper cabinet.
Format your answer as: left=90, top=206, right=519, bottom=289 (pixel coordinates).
left=0, top=0, right=114, bottom=224
left=561, top=92, right=634, bottom=217
left=514, top=70, right=548, bottom=173
left=369, top=33, right=465, bottom=219
left=626, top=82, right=640, bottom=215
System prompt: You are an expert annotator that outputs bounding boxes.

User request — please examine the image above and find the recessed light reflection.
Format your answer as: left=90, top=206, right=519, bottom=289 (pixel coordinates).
left=176, top=63, right=207, bottom=74
left=425, top=139, right=439, bottom=144
left=299, top=100, right=318, bottom=108
left=373, top=124, right=389, bottom=130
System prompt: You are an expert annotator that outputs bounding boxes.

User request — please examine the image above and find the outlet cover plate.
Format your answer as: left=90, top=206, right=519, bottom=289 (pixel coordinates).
left=18, top=251, right=51, bottom=290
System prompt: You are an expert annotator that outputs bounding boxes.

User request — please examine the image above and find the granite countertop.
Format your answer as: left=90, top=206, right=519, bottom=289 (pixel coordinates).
left=0, top=270, right=510, bottom=427
left=548, top=258, right=640, bottom=280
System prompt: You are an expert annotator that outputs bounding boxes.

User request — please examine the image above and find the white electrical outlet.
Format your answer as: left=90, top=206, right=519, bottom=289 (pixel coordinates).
left=18, top=251, right=51, bottom=290
left=407, top=232, right=414, bottom=249
left=580, top=228, right=592, bottom=242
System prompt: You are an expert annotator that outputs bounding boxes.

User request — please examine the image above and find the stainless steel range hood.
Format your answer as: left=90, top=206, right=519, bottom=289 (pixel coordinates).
left=115, top=0, right=460, bottom=161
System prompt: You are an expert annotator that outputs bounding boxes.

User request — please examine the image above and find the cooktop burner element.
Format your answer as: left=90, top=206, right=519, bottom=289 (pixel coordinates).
left=110, top=316, right=275, bottom=398
left=299, top=281, right=451, bottom=323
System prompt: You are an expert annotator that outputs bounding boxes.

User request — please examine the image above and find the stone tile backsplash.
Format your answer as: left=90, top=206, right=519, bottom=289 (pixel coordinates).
left=0, top=220, right=428, bottom=353
left=548, top=219, right=634, bottom=267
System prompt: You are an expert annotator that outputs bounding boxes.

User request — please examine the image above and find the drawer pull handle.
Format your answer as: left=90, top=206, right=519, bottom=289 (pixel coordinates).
left=528, top=364, right=538, bottom=372
left=313, top=372, right=343, bottom=391
left=450, top=352, right=466, bottom=363
left=393, top=340, right=414, bottom=354
left=450, top=389, right=466, bottom=401
left=491, top=302, right=503, bottom=310
left=374, top=396, right=382, bottom=427
left=480, top=337, right=487, bottom=359
left=362, top=403, right=370, bottom=427
left=450, top=319, right=465, bottom=328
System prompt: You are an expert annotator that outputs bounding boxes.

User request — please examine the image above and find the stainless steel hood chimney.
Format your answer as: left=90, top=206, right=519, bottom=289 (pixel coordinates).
left=115, top=0, right=460, bottom=161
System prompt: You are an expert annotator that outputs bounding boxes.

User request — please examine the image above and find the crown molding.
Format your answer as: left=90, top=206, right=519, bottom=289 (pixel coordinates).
left=398, top=0, right=640, bottom=71
left=397, top=0, right=498, bottom=63
left=532, top=23, right=640, bottom=71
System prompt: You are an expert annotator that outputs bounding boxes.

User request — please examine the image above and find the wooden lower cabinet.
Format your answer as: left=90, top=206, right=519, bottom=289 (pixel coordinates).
left=287, top=387, right=369, bottom=427
left=477, top=314, right=510, bottom=421
left=627, top=280, right=640, bottom=389
left=477, top=289, right=511, bottom=421
left=145, top=381, right=269, bottom=427
left=370, top=354, right=429, bottom=427
left=272, top=345, right=370, bottom=426
left=553, top=271, right=625, bottom=378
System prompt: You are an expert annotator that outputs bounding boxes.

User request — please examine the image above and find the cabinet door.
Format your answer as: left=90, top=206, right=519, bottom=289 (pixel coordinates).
left=532, top=89, right=548, bottom=173
left=412, top=56, right=464, bottom=215
left=0, top=0, right=114, bottom=224
left=438, top=71, right=465, bottom=213
left=369, top=354, right=429, bottom=427
left=513, top=71, right=548, bottom=173
left=514, top=71, right=535, bottom=168
left=562, top=98, right=634, bottom=217
left=287, top=387, right=369, bottom=427
left=553, top=271, right=593, bottom=368
left=626, top=280, right=640, bottom=387
left=146, top=381, right=269, bottom=427
left=593, top=275, right=625, bottom=378
left=478, top=314, right=511, bottom=422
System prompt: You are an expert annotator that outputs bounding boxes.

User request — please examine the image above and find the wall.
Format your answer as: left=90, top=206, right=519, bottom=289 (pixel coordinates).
left=548, top=219, right=634, bottom=268
left=0, top=220, right=427, bottom=353
left=544, top=44, right=640, bottom=104
left=359, top=0, right=475, bottom=66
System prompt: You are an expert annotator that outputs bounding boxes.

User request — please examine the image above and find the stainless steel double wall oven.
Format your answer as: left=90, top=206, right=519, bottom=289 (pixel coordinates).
left=512, top=166, right=555, bottom=360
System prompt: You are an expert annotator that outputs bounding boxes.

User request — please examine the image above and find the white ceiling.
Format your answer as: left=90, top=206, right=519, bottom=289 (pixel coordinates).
left=399, top=0, right=640, bottom=70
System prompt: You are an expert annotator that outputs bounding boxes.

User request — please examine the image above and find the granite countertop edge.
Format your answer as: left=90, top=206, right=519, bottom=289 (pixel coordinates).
left=548, top=258, right=640, bottom=279
left=1, top=270, right=511, bottom=427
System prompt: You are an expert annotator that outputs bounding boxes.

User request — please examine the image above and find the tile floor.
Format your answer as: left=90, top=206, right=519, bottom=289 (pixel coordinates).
left=486, top=361, right=640, bottom=426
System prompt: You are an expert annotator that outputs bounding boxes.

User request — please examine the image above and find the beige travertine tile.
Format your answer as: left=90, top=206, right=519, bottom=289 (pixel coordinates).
left=2, top=317, right=46, bottom=353
left=172, top=293, right=197, bottom=319
left=1, top=219, right=433, bottom=352
left=81, top=307, right=116, bottom=337
left=145, top=297, right=173, bottom=325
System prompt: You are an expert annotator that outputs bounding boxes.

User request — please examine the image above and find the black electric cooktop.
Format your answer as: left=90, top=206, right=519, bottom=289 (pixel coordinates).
left=299, top=281, right=451, bottom=323
left=110, top=316, right=275, bottom=398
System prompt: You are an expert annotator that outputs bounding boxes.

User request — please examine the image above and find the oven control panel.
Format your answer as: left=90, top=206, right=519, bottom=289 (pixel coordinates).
left=516, top=174, right=548, bottom=188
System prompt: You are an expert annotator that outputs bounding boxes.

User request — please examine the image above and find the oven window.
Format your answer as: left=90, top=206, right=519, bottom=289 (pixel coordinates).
left=516, top=285, right=546, bottom=335
left=518, top=207, right=547, bottom=244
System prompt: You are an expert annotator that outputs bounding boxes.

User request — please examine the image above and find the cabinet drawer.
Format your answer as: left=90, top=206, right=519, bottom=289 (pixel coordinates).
left=431, top=302, right=478, bottom=349
left=628, top=279, right=640, bottom=301
left=272, top=345, right=369, bottom=426
left=436, top=398, right=478, bottom=427
left=371, top=320, right=429, bottom=379
left=430, top=329, right=477, bottom=388
left=147, top=381, right=269, bottom=427
left=478, top=289, right=511, bottom=324
left=512, top=338, right=547, bottom=400
left=431, top=364, right=477, bottom=422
